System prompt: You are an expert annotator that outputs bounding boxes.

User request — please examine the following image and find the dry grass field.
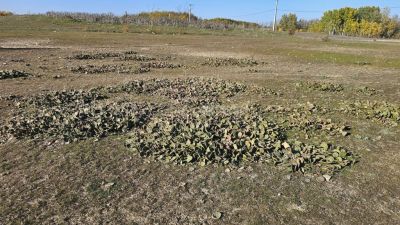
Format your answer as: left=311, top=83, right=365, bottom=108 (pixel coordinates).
left=0, top=15, right=400, bottom=224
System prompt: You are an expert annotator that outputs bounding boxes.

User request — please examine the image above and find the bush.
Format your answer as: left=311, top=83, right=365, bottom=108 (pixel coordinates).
left=321, top=35, right=330, bottom=42
left=0, top=11, right=13, bottom=16
left=288, top=29, right=296, bottom=35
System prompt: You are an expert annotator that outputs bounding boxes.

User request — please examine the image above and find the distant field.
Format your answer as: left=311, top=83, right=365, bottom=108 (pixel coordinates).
left=0, top=15, right=264, bottom=36
left=0, top=15, right=399, bottom=224
left=2, top=15, right=400, bottom=68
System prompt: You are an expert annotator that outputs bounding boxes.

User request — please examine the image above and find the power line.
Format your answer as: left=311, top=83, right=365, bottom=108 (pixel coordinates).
left=188, top=3, right=192, bottom=23
left=233, top=6, right=400, bottom=19
left=235, top=9, right=275, bottom=18
left=280, top=9, right=323, bottom=13
left=235, top=9, right=323, bottom=18
left=218, top=5, right=400, bottom=24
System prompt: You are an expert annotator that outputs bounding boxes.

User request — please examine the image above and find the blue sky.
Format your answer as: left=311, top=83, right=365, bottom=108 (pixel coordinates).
left=1, top=0, right=400, bottom=23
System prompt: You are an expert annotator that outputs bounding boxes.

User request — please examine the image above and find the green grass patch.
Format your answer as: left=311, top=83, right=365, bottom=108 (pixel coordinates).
left=284, top=49, right=400, bottom=68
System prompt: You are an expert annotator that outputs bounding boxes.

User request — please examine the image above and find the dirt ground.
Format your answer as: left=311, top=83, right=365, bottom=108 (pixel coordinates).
left=0, top=29, right=400, bottom=225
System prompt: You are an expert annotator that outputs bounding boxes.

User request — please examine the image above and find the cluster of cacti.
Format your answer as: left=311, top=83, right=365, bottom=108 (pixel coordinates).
left=109, top=78, right=247, bottom=106
left=0, top=78, right=246, bottom=142
left=68, top=50, right=154, bottom=61
left=0, top=78, right=359, bottom=176
left=1, top=88, right=164, bottom=143
left=70, top=64, right=150, bottom=74
left=125, top=105, right=357, bottom=175
left=68, top=51, right=182, bottom=75
left=68, top=52, right=122, bottom=60
left=140, top=61, right=181, bottom=69
left=202, top=57, right=260, bottom=67
left=340, top=100, right=399, bottom=126
left=253, top=87, right=282, bottom=97
left=118, top=54, right=156, bottom=62
left=17, top=89, right=108, bottom=108
left=71, top=64, right=126, bottom=74
left=296, top=81, right=345, bottom=92
left=356, top=86, right=378, bottom=96
left=264, top=103, right=351, bottom=137
left=0, top=70, right=30, bottom=80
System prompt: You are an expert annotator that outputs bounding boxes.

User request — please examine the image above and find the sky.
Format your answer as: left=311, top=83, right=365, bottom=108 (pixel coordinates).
left=1, top=0, right=400, bottom=24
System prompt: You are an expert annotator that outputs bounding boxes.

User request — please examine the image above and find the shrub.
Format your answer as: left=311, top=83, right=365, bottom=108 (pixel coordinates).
left=0, top=11, right=13, bottom=16
left=288, top=29, right=296, bottom=35
left=321, top=35, right=330, bottom=42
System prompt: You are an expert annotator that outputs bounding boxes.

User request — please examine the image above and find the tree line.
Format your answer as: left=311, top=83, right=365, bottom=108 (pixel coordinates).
left=44, top=11, right=260, bottom=30
left=4, top=7, right=399, bottom=38
left=279, top=6, right=400, bottom=38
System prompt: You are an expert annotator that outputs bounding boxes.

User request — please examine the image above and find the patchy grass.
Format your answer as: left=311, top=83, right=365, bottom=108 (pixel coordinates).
left=284, top=49, right=400, bottom=68
left=0, top=16, right=400, bottom=224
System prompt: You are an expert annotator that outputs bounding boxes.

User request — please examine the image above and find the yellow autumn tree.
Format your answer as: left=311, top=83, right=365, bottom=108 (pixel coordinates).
left=308, top=21, right=324, bottom=32
left=380, top=15, right=399, bottom=38
left=343, top=20, right=360, bottom=36
left=359, top=20, right=382, bottom=38
left=308, top=6, right=400, bottom=38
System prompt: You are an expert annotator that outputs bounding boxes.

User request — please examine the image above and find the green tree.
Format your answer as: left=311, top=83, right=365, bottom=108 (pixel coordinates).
left=310, top=6, right=400, bottom=38
left=308, top=21, right=324, bottom=32
left=357, top=6, right=382, bottom=23
left=320, top=7, right=358, bottom=35
left=279, top=13, right=298, bottom=32
left=320, top=9, right=341, bottom=34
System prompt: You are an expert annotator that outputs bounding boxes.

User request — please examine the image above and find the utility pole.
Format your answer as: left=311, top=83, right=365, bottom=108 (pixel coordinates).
left=189, top=4, right=192, bottom=23
left=273, top=0, right=279, bottom=31
left=124, top=11, right=128, bottom=24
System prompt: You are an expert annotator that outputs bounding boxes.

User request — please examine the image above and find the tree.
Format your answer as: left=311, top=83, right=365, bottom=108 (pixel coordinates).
left=380, top=18, right=397, bottom=38
left=357, top=6, right=381, bottom=23
left=343, top=20, right=360, bottom=36
left=360, top=20, right=381, bottom=38
left=279, top=13, right=298, bottom=33
left=0, top=11, right=13, bottom=16
left=320, top=7, right=358, bottom=35
left=308, top=20, right=324, bottom=32
left=379, top=9, right=399, bottom=38
left=320, top=10, right=341, bottom=34
left=309, top=6, right=400, bottom=39
left=297, top=19, right=317, bottom=31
